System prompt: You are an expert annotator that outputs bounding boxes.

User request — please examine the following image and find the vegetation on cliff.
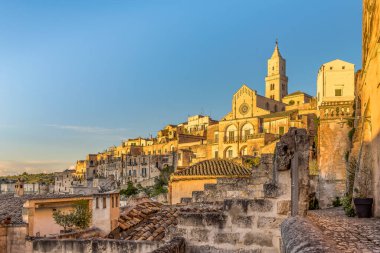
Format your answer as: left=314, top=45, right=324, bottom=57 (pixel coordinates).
left=0, top=172, right=55, bottom=184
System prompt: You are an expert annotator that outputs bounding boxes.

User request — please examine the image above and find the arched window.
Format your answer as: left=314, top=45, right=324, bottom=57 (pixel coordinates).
left=225, top=147, right=234, bottom=159
left=241, top=123, right=254, bottom=141
left=266, top=102, right=270, bottom=110
left=289, top=100, right=295, bottom=105
left=274, top=105, right=278, bottom=112
left=225, top=125, right=237, bottom=142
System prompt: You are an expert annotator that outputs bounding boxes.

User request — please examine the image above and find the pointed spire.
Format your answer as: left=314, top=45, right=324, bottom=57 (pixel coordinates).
left=271, top=39, right=282, bottom=59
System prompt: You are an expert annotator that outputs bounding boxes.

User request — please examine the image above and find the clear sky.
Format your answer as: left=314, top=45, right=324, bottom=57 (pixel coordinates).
left=0, top=1, right=362, bottom=175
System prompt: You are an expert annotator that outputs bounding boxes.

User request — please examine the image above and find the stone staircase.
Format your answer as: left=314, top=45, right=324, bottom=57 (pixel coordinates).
left=172, top=169, right=291, bottom=253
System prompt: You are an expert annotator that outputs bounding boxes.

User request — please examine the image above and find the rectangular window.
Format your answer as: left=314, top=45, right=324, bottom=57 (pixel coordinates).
left=228, top=131, right=234, bottom=141
left=214, top=133, right=219, bottom=143
left=116, top=196, right=119, bottom=207
left=214, top=151, right=218, bottom=158
left=279, top=127, right=285, bottom=135
left=103, top=197, right=107, bottom=209
left=335, top=89, right=342, bottom=96
left=178, top=153, right=182, bottom=160
left=96, top=197, right=99, bottom=209
left=111, top=196, right=114, bottom=208
left=228, top=150, right=233, bottom=158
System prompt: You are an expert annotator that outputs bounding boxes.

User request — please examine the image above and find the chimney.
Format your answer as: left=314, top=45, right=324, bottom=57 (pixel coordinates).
left=14, top=178, right=24, bottom=197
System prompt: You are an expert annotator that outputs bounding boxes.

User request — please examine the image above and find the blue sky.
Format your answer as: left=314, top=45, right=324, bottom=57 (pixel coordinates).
left=0, top=1, right=362, bottom=175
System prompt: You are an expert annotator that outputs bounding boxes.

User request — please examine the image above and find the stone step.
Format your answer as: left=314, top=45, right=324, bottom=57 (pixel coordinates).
left=223, top=198, right=273, bottom=213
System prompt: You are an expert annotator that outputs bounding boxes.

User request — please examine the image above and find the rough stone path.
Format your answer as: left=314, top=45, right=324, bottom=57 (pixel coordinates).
left=308, top=208, right=380, bottom=253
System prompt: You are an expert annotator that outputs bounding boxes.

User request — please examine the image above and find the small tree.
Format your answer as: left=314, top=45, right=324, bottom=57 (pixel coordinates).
left=53, top=200, right=92, bottom=232
left=72, top=200, right=92, bottom=230
left=53, top=210, right=75, bottom=232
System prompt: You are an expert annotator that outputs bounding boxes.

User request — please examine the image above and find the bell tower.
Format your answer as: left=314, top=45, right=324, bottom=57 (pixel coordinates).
left=265, top=40, right=288, bottom=101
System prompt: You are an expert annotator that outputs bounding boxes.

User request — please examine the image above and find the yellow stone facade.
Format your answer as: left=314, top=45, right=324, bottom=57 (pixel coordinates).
left=74, top=43, right=317, bottom=189
left=352, top=0, right=380, bottom=216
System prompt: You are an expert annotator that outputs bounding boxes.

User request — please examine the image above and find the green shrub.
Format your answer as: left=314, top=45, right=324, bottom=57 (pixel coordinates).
left=341, top=196, right=355, bottom=217
left=120, top=181, right=138, bottom=197
left=332, top=197, right=342, bottom=207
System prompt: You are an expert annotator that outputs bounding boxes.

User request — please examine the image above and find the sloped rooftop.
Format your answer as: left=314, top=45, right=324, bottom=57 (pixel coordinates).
left=110, top=201, right=222, bottom=241
left=0, top=193, right=89, bottom=224
left=173, top=159, right=251, bottom=177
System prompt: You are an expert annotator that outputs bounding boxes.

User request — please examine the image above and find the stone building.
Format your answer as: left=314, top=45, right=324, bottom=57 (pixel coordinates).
left=168, top=159, right=252, bottom=204
left=54, top=169, right=77, bottom=194
left=0, top=182, right=120, bottom=253
left=70, top=44, right=316, bottom=193
left=316, top=59, right=355, bottom=108
left=265, top=41, right=288, bottom=101
left=350, top=0, right=380, bottom=216
left=316, top=59, right=356, bottom=208
left=204, top=43, right=316, bottom=160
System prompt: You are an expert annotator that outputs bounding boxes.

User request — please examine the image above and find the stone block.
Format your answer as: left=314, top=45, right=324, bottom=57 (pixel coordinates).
left=181, top=198, right=192, bottom=204
left=249, top=199, right=273, bottom=212
left=257, top=216, right=284, bottom=229
left=264, top=182, right=279, bottom=198
left=243, top=232, right=273, bottom=247
left=214, top=233, right=240, bottom=245
left=192, top=191, right=204, bottom=202
left=231, top=215, right=254, bottom=228
left=203, top=213, right=227, bottom=229
left=277, top=200, right=291, bottom=215
left=178, top=213, right=204, bottom=227
left=190, top=228, right=210, bottom=243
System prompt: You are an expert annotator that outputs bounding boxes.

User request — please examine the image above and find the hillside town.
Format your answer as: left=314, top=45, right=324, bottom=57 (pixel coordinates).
left=0, top=1, right=379, bottom=253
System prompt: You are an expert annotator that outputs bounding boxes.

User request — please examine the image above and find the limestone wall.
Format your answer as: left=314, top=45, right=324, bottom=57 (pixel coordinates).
left=168, top=167, right=292, bottom=253
left=357, top=0, right=380, bottom=217
left=32, top=239, right=163, bottom=253
left=317, top=118, right=351, bottom=208
left=0, top=224, right=31, bottom=253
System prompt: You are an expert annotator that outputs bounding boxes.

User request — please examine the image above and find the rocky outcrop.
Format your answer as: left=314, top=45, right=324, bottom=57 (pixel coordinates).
left=273, top=128, right=310, bottom=216
left=281, top=217, right=337, bottom=253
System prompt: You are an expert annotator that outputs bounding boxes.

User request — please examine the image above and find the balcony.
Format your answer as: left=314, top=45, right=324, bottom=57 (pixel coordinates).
left=223, top=136, right=238, bottom=143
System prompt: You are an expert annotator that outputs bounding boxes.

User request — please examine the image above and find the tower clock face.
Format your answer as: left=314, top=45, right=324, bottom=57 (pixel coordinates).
left=239, top=103, right=250, bottom=115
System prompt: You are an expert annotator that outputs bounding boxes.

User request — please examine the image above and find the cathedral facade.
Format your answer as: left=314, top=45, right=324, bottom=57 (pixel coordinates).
left=206, top=43, right=315, bottom=160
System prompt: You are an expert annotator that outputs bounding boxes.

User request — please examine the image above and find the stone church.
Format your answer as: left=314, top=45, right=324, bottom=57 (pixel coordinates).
left=207, top=43, right=316, bottom=160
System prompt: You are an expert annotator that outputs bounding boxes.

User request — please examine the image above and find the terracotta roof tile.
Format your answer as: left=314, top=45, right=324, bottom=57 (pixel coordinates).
left=173, top=159, right=251, bottom=177
left=110, top=201, right=223, bottom=241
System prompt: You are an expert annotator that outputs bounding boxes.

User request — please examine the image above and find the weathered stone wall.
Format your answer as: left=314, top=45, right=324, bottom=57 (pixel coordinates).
left=355, top=0, right=380, bottom=217
left=32, top=239, right=163, bottom=253
left=168, top=167, right=292, bottom=253
left=318, top=118, right=351, bottom=208
left=150, top=237, right=186, bottom=253
left=0, top=224, right=31, bottom=253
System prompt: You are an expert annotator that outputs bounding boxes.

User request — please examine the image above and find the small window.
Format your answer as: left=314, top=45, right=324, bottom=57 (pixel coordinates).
left=103, top=197, right=107, bottom=208
left=96, top=197, right=99, bottom=209
left=330, top=67, right=333, bottom=70
left=335, top=89, right=342, bottom=96
left=111, top=196, right=114, bottom=208
left=342, top=66, right=345, bottom=69
left=116, top=196, right=119, bottom=207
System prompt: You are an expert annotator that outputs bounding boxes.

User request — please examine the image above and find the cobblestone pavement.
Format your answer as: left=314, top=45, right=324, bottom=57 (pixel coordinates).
left=308, top=208, right=380, bottom=253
